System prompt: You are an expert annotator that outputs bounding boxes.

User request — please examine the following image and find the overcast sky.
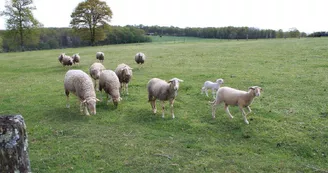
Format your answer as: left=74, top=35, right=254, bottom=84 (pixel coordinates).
left=0, top=0, right=327, bottom=33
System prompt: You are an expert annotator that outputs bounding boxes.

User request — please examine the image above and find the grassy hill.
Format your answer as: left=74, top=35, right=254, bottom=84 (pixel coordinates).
left=0, top=37, right=327, bottom=172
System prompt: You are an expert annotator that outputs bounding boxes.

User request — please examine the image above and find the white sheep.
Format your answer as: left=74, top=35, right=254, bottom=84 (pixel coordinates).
left=64, top=70, right=100, bottom=116
left=58, top=53, right=73, bottom=66
left=210, top=86, right=262, bottom=124
left=147, top=77, right=183, bottom=119
left=201, top=78, right=224, bottom=98
left=135, top=52, right=146, bottom=68
left=115, top=63, right=133, bottom=95
left=99, top=70, right=122, bottom=107
left=96, top=52, right=105, bottom=63
left=72, top=53, right=80, bottom=65
left=89, top=62, right=106, bottom=91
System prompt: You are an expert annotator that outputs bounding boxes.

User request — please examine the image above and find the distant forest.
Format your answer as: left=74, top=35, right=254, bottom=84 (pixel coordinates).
left=0, top=25, right=326, bottom=53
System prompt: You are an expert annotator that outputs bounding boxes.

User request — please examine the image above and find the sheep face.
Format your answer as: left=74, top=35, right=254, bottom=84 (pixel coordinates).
left=83, top=98, right=98, bottom=115
left=169, top=78, right=183, bottom=91
left=216, top=79, right=224, bottom=85
left=122, top=67, right=133, bottom=78
left=249, top=86, right=262, bottom=97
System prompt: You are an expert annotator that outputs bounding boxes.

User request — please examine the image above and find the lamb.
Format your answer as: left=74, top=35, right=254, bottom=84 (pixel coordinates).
left=115, top=63, right=133, bottom=95
left=58, top=53, right=73, bottom=66
left=96, top=52, right=105, bottom=63
left=99, top=70, right=122, bottom=107
left=135, top=52, right=146, bottom=68
left=72, top=53, right=80, bottom=65
left=210, top=86, right=262, bottom=124
left=147, top=77, right=183, bottom=119
left=64, top=70, right=99, bottom=116
left=201, top=78, right=224, bottom=98
left=89, top=62, right=106, bottom=91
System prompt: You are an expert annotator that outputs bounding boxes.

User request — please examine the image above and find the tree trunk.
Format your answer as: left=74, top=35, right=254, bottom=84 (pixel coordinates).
left=0, top=115, right=31, bottom=173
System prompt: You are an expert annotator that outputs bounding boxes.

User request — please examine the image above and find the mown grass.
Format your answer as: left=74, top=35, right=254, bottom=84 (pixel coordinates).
left=1, top=37, right=328, bottom=172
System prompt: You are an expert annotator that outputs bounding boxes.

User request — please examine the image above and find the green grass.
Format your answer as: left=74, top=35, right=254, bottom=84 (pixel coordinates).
left=1, top=37, right=328, bottom=172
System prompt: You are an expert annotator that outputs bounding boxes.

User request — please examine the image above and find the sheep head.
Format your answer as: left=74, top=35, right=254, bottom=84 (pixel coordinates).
left=248, top=86, right=262, bottom=97
left=121, top=66, right=133, bottom=77
left=82, top=98, right=100, bottom=115
left=216, top=78, right=224, bottom=85
left=169, top=78, right=183, bottom=91
left=112, top=97, right=122, bottom=107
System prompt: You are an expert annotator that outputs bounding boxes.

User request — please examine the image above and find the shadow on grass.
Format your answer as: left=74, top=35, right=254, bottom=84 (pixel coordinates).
left=42, top=107, right=92, bottom=123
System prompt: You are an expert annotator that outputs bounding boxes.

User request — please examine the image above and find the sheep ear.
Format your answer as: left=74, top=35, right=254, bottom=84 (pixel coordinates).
left=129, top=67, right=133, bottom=70
left=82, top=100, right=87, bottom=103
left=248, top=86, right=255, bottom=90
left=178, top=79, right=184, bottom=82
left=96, top=98, right=100, bottom=102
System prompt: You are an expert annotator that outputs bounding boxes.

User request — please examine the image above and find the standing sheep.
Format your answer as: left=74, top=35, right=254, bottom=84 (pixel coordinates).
left=64, top=70, right=99, bottom=116
left=72, top=53, right=80, bottom=65
left=135, top=52, right=146, bottom=68
left=99, top=70, right=122, bottom=107
left=89, top=62, right=106, bottom=91
left=210, top=86, right=262, bottom=124
left=147, top=77, right=183, bottom=119
left=96, top=52, right=105, bottom=63
left=201, top=78, right=224, bottom=98
left=115, top=63, right=133, bottom=95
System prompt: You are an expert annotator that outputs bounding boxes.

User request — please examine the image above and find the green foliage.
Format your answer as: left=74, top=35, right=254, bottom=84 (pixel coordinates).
left=0, top=38, right=327, bottom=172
left=70, top=0, right=113, bottom=45
left=0, top=36, right=2, bottom=52
left=0, top=0, right=42, bottom=51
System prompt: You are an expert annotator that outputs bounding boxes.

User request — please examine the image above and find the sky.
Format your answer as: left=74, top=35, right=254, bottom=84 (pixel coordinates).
left=0, top=0, right=327, bottom=33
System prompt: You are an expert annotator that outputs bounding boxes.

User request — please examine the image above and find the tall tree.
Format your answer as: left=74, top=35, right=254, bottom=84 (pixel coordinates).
left=0, top=0, right=42, bottom=51
left=70, top=0, right=113, bottom=46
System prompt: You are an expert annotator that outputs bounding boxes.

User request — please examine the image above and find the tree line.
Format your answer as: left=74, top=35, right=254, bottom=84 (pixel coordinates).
left=0, top=0, right=325, bottom=53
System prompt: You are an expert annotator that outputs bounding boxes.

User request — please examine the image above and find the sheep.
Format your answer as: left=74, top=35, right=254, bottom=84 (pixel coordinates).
left=72, top=53, right=80, bottom=65
left=135, top=52, right=146, bottom=68
left=96, top=52, right=105, bottom=63
left=201, top=78, right=224, bottom=98
left=115, top=63, right=133, bottom=95
left=210, top=86, right=262, bottom=124
left=64, top=70, right=100, bottom=116
left=99, top=70, right=122, bottom=107
left=147, top=77, right=183, bottom=119
left=89, top=62, right=106, bottom=91
left=58, top=53, right=73, bottom=66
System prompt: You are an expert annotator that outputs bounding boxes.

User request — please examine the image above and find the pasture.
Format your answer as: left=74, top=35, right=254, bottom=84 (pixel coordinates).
left=0, top=37, right=328, bottom=172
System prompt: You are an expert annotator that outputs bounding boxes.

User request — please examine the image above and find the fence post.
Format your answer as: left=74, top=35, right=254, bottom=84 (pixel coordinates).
left=0, top=115, right=31, bottom=173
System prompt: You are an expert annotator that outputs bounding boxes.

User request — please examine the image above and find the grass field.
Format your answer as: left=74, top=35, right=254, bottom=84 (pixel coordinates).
left=1, top=37, right=328, bottom=172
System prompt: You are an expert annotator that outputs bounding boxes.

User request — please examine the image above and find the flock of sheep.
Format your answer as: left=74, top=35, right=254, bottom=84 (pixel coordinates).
left=59, top=51, right=262, bottom=124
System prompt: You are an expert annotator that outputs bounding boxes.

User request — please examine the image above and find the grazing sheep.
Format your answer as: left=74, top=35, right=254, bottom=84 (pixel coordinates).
left=115, top=63, right=133, bottom=95
left=135, top=52, right=146, bottom=68
left=72, top=53, right=80, bottom=65
left=58, top=53, right=73, bottom=66
left=201, top=78, right=224, bottom=98
left=147, top=77, right=183, bottom=119
left=99, top=70, right=122, bottom=107
left=58, top=53, right=64, bottom=63
left=210, top=86, right=262, bottom=124
left=96, top=52, right=105, bottom=63
left=64, top=70, right=99, bottom=116
left=89, top=62, right=106, bottom=91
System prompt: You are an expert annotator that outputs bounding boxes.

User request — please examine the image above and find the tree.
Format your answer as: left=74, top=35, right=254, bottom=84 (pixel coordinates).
left=0, top=0, right=42, bottom=51
left=70, top=0, right=113, bottom=46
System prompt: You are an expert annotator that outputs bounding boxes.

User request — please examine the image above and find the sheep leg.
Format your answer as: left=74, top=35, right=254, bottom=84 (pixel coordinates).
left=151, top=100, right=156, bottom=114
left=170, top=99, right=175, bottom=119
left=247, top=106, right=252, bottom=114
left=205, top=89, right=209, bottom=97
left=201, top=87, right=205, bottom=94
left=239, top=106, right=249, bottom=124
left=84, top=104, right=90, bottom=116
left=161, top=101, right=165, bottom=118
left=211, top=100, right=219, bottom=118
left=126, top=83, right=129, bottom=95
left=65, top=90, right=70, bottom=108
left=212, top=89, right=216, bottom=99
left=79, top=102, right=84, bottom=113
left=107, top=94, right=112, bottom=105
left=224, top=104, right=234, bottom=119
